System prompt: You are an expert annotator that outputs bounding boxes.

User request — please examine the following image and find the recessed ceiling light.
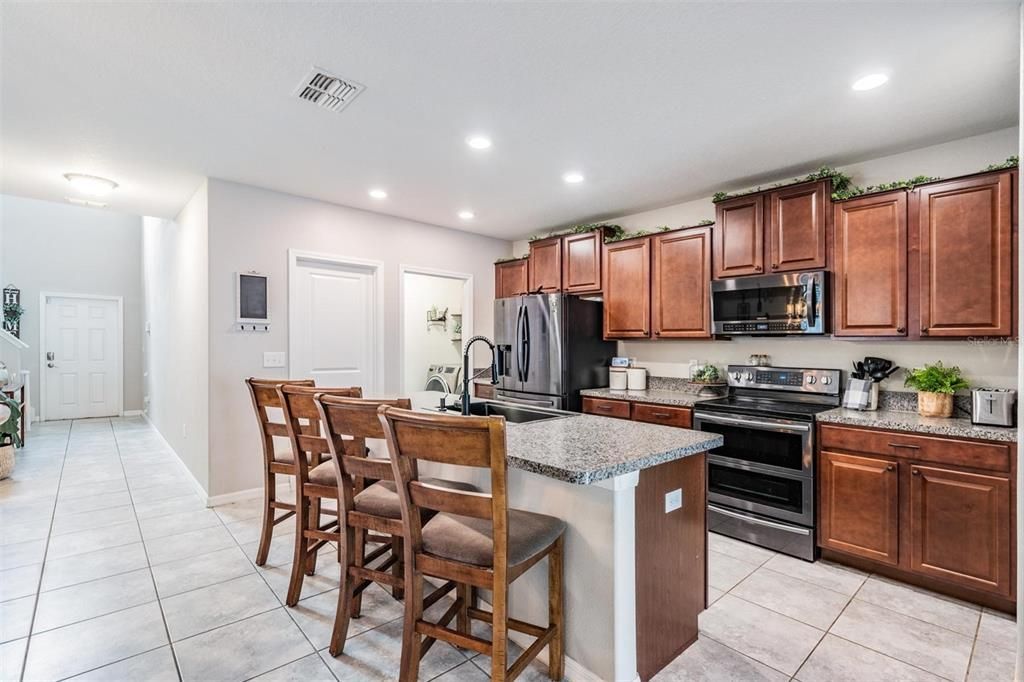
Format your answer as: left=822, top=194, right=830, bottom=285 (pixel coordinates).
left=65, top=196, right=107, bottom=208
left=458, top=210, right=475, bottom=220
left=466, top=135, right=492, bottom=150
left=64, top=173, right=118, bottom=196
left=368, top=188, right=388, bottom=199
left=851, top=73, right=889, bottom=91
left=562, top=171, right=585, bottom=184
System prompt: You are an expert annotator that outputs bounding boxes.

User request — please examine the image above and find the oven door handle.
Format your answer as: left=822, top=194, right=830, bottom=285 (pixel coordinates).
left=708, top=504, right=811, bottom=535
left=695, top=413, right=810, bottom=433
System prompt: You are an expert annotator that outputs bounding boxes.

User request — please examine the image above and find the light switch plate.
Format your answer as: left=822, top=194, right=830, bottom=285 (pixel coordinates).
left=263, top=351, right=286, bottom=368
left=665, top=488, right=683, bottom=513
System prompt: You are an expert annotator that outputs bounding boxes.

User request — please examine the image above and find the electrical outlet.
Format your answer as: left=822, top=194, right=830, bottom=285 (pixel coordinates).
left=263, top=351, right=286, bottom=368
left=664, top=488, right=683, bottom=513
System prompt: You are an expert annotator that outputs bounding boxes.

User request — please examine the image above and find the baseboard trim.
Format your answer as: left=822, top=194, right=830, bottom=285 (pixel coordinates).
left=207, top=486, right=263, bottom=507
left=503, top=629, right=605, bottom=682
left=123, top=410, right=144, bottom=417
left=140, top=413, right=210, bottom=505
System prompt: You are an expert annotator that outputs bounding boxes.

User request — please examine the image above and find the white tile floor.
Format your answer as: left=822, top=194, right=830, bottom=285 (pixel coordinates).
left=657, top=533, right=1018, bottom=681
left=0, top=417, right=1017, bottom=681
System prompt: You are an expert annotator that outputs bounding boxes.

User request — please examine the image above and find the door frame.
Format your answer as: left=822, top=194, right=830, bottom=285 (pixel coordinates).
left=38, top=292, right=124, bottom=422
left=287, top=249, right=384, bottom=395
left=397, top=265, right=474, bottom=395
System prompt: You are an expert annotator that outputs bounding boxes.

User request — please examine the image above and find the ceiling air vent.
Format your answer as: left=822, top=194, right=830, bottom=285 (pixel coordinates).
left=295, top=67, right=365, bottom=113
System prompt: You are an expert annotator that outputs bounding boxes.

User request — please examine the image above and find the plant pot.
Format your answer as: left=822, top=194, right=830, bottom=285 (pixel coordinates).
left=918, top=391, right=953, bottom=418
left=0, top=444, right=13, bottom=480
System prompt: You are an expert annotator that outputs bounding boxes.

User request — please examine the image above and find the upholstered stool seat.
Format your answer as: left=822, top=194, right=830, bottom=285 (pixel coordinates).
left=354, top=477, right=479, bottom=520
left=422, top=510, right=566, bottom=568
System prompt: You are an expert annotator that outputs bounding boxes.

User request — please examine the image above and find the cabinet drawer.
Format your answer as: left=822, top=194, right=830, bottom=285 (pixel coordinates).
left=819, top=425, right=1010, bottom=473
left=582, top=397, right=631, bottom=419
left=631, top=403, right=692, bottom=429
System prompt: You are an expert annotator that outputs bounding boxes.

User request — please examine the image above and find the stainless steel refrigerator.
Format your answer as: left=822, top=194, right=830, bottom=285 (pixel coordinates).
left=493, top=294, right=615, bottom=412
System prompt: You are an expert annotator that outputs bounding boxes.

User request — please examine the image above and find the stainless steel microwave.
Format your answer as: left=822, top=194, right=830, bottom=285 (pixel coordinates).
left=711, top=271, right=827, bottom=335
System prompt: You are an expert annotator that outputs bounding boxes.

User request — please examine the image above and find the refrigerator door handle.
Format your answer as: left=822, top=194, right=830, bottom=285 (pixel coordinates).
left=515, top=304, right=526, bottom=382
left=522, top=306, right=531, bottom=382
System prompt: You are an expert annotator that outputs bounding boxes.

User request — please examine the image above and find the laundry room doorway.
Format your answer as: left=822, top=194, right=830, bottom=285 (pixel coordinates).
left=398, top=266, right=473, bottom=397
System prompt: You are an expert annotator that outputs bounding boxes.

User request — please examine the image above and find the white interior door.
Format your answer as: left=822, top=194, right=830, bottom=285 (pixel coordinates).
left=44, top=296, right=121, bottom=420
left=290, top=256, right=378, bottom=393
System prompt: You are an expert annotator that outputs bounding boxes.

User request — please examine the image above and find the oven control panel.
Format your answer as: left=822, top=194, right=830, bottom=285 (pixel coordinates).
left=725, top=365, right=841, bottom=395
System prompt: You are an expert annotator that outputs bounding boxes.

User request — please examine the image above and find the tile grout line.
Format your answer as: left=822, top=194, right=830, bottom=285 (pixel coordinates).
left=786, top=570, right=869, bottom=680
left=108, top=418, right=185, bottom=682
left=17, top=420, right=73, bottom=682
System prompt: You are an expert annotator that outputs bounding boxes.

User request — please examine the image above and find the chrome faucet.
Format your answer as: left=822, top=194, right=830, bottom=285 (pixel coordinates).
left=461, top=335, right=503, bottom=415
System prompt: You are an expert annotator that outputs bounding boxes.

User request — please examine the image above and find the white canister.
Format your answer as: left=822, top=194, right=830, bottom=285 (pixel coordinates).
left=609, top=367, right=628, bottom=390
left=626, top=367, right=647, bottom=391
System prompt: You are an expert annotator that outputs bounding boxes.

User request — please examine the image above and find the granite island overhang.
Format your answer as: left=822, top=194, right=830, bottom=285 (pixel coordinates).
left=412, top=400, right=723, bottom=682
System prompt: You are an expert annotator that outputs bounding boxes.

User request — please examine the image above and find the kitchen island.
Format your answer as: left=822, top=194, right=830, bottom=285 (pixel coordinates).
left=411, top=393, right=722, bottom=681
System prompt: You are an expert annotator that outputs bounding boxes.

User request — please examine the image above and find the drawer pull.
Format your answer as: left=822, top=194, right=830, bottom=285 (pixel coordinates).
left=596, top=405, right=612, bottom=411
left=889, top=443, right=920, bottom=450
left=652, top=412, right=671, bottom=418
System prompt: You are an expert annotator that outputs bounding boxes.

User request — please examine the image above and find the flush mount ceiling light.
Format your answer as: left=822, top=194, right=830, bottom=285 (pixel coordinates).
left=66, top=196, right=107, bottom=208
left=851, top=73, right=889, bottom=91
left=368, top=188, right=388, bottom=199
left=458, top=210, right=475, bottom=220
left=466, top=135, right=492, bottom=150
left=64, top=173, right=118, bottom=196
left=562, top=171, right=585, bottom=184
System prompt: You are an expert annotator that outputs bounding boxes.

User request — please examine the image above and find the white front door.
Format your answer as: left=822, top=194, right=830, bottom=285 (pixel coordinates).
left=290, top=256, right=378, bottom=393
left=44, top=296, right=121, bottom=420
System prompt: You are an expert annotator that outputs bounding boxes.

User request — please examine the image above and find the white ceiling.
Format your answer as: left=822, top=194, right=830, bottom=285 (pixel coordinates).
left=1, top=2, right=1018, bottom=240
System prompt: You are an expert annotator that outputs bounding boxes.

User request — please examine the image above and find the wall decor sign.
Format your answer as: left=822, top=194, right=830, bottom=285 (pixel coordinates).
left=3, top=286, right=22, bottom=339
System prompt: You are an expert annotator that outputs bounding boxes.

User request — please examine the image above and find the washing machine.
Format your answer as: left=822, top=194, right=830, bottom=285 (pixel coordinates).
left=424, top=364, right=461, bottom=394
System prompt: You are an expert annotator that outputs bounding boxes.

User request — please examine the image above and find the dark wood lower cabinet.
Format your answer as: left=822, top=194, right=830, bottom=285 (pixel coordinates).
left=818, top=424, right=1016, bottom=610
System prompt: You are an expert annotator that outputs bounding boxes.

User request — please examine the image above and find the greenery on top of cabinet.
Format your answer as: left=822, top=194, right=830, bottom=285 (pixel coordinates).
left=712, top=166, right=854, bottom=203
left=494, top=255, right=530, bottom=264
left=603, top=219, right=715, bottom=243
left=984, top=155, right=1019, bottom=172
left=832, top=175, right=942, bottom=201
left=528, top=223, right=624, bottom=242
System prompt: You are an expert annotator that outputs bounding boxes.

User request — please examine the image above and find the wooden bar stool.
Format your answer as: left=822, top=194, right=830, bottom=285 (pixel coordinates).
left=315, top=394, right=481, bottom=657
left=245, top=377, right=315, bottom=566
left=379, top=406, right=566, bottom=682
left=278, top=384, right=362, bottom=606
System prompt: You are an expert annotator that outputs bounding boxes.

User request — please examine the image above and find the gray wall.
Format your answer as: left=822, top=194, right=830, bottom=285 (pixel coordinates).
left=0, top=194, right=144, bottom=416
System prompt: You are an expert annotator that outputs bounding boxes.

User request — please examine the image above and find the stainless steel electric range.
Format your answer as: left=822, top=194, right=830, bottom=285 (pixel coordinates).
left=693, top=365, right=842, bottom=561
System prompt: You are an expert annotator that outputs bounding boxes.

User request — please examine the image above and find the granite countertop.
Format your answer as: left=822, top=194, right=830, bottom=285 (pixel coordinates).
left=817, top=408, right=1017, bottom=443
left=505, top=414, right=723, bottom=484
left=579, top=387, right=713, bottom=408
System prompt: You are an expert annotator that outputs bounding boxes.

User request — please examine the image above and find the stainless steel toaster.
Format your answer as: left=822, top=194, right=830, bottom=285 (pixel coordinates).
left=971, top=388, right=1017, bottom=427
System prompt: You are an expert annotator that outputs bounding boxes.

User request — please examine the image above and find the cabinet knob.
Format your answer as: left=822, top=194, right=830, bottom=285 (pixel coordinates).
left=896, top=326, right=905, bottom=334
left=921, top=327, right=929, bottom=334
left=754, top=265, right=763, bottom=272
left=912, top=469, right=920, bottom=476
left=771, top=263, right=778, bottom=270
left=886, top=464, right=895, bottom=472
left=654, top=330, right=660, bottom=336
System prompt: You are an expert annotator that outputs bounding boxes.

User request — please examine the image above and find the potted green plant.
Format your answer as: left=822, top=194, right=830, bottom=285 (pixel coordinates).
left=903, top=362, right=969, bottom=418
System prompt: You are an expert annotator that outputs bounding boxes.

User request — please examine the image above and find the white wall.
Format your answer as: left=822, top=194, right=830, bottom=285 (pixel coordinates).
left=524, top=127, right=1021, bottom=389
left=401, top=272, right=465, bottom=394
left=0, top=194, right=144, bottom=416
left=142, top=182, right=210, bottom=492
left=205, top=179, right=510, bottom=497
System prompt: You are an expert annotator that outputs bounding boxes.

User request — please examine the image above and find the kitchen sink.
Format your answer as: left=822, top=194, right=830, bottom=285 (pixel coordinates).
left=450, top=401, right=574, bottom=424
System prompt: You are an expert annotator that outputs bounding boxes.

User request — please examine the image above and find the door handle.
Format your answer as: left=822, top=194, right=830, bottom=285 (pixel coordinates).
left=47, top=362, right=56, bottom=368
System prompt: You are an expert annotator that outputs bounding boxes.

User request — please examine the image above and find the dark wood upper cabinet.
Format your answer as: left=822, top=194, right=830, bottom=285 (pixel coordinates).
left=652, top=227, right=711, bottom=338
left=833, top=191, right=908, bottom=336
left=562, top=231, right=603, bottom=293
left=909, top=464, right=1012, bottom=598
left=603, top=237, right=651, bottom=339
left=714, top=194, right=764, bottom=278
left=767, top=180, right=828, bottom=273
left=819, top=450, right=900, bottom=566
left=916, top=171, right=1013, bottom=337
left=528, top=237, right=562, bottom=293
left=494, top=259, right=529, bottom=298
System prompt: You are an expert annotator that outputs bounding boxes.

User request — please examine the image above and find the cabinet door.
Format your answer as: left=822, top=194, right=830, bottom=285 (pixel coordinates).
left=833, top=191, right=908, bottom=336
left=713, top=195, right=764, bottom=278
left=767, top=180, right=828, bottom=273
left=917, top=172, right=1013, bottom=337
left=819, top=451, right=900, bottom=565
left=494, top=260, right=528, bottom=298
left=908, top=464, right=1011, bottom=597
left=652, top=227, right=711, bottom=338
left=528, top=238, right=562, bottom=293
left=603, top=238, right=651, bottom=338
left=562, top=231, right=602, bottom=293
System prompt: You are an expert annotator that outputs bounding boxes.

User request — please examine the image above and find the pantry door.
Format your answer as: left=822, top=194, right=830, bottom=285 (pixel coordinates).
left=42, top=295, right=123, bottom=420
left=288, top=251, right=381, bottom=394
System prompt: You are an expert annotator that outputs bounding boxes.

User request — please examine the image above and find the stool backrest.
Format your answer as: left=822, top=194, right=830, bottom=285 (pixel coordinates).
left=278, top=384, right=361, bottom=481
left=246, top=377, right=315, bottom=468
left=378, top=406, right=508, bottom=570
left=315, top=395, right=411, bottom=508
